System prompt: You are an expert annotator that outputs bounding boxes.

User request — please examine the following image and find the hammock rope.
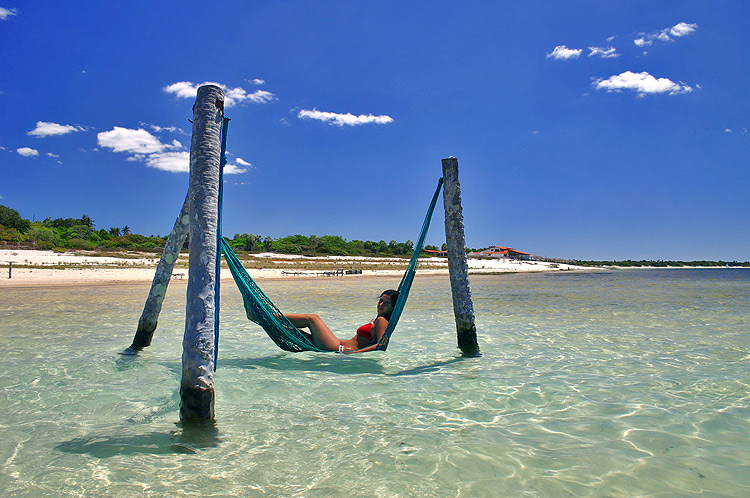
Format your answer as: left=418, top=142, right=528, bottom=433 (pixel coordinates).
left=221, top=177, right=444, bottom=353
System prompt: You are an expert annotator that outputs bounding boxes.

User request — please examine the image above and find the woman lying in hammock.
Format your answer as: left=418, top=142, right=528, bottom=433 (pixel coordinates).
left=285, top=289, right=399, bottom=352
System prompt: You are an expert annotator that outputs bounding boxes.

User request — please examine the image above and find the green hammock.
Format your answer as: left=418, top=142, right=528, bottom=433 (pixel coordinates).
left=221, top=177, right=444, bottom=353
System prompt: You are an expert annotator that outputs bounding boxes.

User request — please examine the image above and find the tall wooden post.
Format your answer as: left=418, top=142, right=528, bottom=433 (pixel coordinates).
left=181, top=85, right=224, bottom=420
left=124, top=192, right=190, bottom=353
left=441, top=157, right=480, bottom=356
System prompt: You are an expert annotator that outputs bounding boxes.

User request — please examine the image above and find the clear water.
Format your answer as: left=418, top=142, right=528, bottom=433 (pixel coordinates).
left=1, top=269, right=748, bottom=497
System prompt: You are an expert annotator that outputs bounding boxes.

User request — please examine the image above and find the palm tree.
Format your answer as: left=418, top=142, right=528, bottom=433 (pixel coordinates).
left=123, top=225, right=131, bottom=235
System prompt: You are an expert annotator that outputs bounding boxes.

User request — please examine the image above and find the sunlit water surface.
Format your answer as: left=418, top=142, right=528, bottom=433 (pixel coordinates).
left=2, top=269, right=748, bottom=497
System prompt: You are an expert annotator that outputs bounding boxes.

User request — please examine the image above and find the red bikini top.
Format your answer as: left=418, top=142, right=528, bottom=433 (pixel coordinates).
left=356, top=322, right=375, bottom=343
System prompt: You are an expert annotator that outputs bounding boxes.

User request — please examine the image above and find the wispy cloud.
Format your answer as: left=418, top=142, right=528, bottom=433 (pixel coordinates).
left=588, top=46, right=619, bottom=58
left=634, top=21, right=698, bottom=47
left=47, top=152, right=60, bottom=158
left=0, top=7, right=18, bottom=20
left=248, top=78, right=265, bottom=85
left=298, top=109, right=394, bottom=127
left=141, top=122, right=185, bottom=134
left=17, top=147, right=39, bottom=157
left=98, top=126, right=246, bottom=173
left=28, top=121, right=85, bottom=137
left=164, top=81, right=275, bottom=107
left=594, top=71, right=693, bottom=96
left=547, top=45, right=582, bottom=60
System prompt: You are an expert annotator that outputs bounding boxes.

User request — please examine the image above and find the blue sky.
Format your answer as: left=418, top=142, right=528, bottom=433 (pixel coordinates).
left=1, top=1, right=748, bottom=261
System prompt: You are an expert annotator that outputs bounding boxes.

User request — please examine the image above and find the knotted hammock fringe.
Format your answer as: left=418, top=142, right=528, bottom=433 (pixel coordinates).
left=221, top=177, right=444, bottom=353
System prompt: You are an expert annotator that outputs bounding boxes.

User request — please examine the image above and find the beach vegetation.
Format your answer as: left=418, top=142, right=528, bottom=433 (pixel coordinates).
left=0, top=205, right=31, bottom=232
left=0, top=224, right=24, bottom=244
left=5, top=204, right=745, bottom=265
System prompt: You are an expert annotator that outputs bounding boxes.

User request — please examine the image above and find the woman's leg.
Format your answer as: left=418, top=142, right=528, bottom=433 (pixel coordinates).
left=284, top=313, right=341, bottom=351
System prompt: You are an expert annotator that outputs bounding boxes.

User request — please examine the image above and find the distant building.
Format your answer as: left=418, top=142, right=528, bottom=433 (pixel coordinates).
left=469, top=245, right=534, bottom=261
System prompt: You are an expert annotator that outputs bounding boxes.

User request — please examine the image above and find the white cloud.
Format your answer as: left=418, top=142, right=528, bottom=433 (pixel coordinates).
left=224, top=161, right=248, bottom=174
left=144, top=151, right=189, bottom=173
left=0, top=7, right=18, bottom=20
left=164, top=81, right=275, bottom=107
left=634, top=21, right=698, bottom=47
left=28, top=121, right=85, bottom=137
left=235, top=157, right=252, bottom=167
left=142, top=150, right=249, bottom=174
left=669, top=22, right=698, bottom=38
left=588, top=46, right=619, bottom=58
left=248, top=78, right=265, bottom=85
left=47, top=152, right=60, bottom=157
left=594, top=71, right=693, bottom=96
left=99, top=128, right=245, bottom=174
left=547, top=45, right=582, bottom=60
left=97, top=126, right=179, bottom=154
left=17, top=147, right=39, bottom=157
left=298, top=109, right=394, bottom=127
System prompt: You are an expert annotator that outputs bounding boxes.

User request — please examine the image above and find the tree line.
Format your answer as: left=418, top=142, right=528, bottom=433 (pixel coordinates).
left=0, top=205, right=444, bottom=256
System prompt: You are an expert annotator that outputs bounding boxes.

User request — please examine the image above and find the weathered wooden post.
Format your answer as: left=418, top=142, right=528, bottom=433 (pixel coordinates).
left=441, top=157, right=480, bottom=356
left=181, top=85, right=224, bottom=420
left=124, top=192, right=190, bottom=353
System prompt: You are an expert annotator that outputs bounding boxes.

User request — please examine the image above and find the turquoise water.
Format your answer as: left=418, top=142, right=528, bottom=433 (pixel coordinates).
left=1, top=269, right=748, bottom=497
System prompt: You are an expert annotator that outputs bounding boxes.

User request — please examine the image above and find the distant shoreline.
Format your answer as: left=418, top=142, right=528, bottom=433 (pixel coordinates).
left=1, top=248, right=588, bottom=288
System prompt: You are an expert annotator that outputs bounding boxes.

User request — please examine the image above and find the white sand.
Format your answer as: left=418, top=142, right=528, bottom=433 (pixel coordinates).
left=0, top=249, right=586, bottom=288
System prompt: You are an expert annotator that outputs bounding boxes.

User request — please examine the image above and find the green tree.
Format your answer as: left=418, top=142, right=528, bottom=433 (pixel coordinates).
left=364, top=240, right=378, bottom=254
left=263, top=236, right=274, bottom=252
left=320, top=235, right=348, bottom=255
left=81, top=214, right=94, bottom=228
left=0, top=205, right=31, bottom=232
left=70, top=224, right=94, bottom=240
left=308, top=235, right=323, bottom=256
left=245, top=234, right=262, bottom=252
left=0, top=225, right=22, bottom=243
left=27, top=224, right=62, bottom=247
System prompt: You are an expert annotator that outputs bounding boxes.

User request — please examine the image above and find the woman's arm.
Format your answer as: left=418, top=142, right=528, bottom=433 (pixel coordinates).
left=373, top=316, right=389, bottom=342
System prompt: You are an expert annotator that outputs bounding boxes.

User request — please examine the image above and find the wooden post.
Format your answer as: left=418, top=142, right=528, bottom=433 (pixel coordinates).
left=441, top=157, right=480, bottom=356
left=8, top=261, right=11, bottom=279
left=180, top=85, right=224, bottom=421
left=124, top=192, right=190, bottom=353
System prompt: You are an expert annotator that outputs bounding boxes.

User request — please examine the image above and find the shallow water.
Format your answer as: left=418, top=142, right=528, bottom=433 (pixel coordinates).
left=1, top=269, right=748, bottom=497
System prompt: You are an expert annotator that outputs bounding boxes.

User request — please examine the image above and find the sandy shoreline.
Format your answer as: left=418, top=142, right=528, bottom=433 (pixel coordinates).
left=0, top=249, right=587, bottom=288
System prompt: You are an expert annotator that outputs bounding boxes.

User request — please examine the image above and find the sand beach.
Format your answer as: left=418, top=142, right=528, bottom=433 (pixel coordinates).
left=0, top=248, right=584, bottom=288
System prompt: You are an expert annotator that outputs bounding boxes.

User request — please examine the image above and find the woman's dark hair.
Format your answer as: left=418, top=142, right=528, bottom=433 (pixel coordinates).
left=380, top=289, right=399, bottom=319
